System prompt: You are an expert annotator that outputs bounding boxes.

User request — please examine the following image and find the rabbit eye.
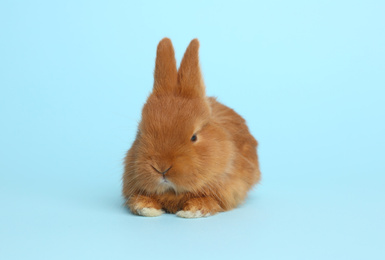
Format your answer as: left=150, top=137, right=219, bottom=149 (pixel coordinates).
left=191, top=134, right=197, bottom=142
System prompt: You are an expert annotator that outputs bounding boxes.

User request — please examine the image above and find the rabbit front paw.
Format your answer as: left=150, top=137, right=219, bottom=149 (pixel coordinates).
left=127, top=195, right=164, bottom=217
left=176, top=197, right=222, bottom=218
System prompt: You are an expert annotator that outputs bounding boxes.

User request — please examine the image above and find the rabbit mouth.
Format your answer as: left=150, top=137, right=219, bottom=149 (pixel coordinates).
left=158, top=177, right=176, bottom=191
left=160, top=176, right=171, bottom=185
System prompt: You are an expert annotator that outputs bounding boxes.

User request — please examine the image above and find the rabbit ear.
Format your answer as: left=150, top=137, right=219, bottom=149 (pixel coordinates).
left=177, top=39, right=205, bottom=98
left=153, top=38, right=178, bottom=95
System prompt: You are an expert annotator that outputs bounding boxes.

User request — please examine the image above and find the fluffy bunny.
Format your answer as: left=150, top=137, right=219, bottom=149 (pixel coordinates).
left=123, top=38, right=261, bottom=218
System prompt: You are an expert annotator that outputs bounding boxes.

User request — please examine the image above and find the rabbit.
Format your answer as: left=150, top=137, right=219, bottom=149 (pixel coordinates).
left=122, top=38, right=261, bottom=218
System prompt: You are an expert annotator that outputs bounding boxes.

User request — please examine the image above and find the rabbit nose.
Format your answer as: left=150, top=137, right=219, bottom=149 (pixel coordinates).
left=161, top=166, right=172, bottom=175
left=151, top=165, right=172, bottom=175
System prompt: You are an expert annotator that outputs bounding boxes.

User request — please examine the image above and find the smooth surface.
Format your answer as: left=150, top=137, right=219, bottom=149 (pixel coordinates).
left=1, top=1, right=384, bottom=259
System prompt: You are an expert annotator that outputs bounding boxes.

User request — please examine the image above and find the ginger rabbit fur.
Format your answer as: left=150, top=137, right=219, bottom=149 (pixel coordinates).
left=123, top=38, right=261, bottom=218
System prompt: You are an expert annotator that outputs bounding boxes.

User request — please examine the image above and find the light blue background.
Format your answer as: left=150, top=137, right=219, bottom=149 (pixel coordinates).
left=1, top=1, right=384, bottom=259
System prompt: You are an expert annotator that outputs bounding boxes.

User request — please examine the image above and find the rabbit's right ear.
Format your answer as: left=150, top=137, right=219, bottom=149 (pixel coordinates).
left=153, top=38, right=178, bottom=95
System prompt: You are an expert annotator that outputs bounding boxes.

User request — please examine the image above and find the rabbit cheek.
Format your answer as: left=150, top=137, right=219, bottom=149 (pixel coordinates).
left=167, top=161, right=205, bottom=192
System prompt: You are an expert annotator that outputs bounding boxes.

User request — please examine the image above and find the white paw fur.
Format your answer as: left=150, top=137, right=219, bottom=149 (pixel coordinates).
left=136, top=207, right=164, bottom=217
left=176, top=210, right=211, bottom=218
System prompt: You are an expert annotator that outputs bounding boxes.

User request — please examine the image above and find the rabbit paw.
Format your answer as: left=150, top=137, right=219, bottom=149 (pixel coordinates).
left=136, top=207, right=164, bottom=217
left=176, top=210, right=211, bottom=218
left=176, top=197, right=221, bottom=218
left=127, top=195, right=164, bottom=217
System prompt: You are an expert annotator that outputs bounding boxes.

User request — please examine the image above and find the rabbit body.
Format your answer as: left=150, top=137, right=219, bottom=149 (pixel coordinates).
left=123, top=38, right=260, bottom=218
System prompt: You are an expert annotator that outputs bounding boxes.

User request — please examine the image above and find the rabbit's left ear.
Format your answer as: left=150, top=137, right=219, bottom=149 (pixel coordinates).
left=177, top=39, right=206, bottom=98
left=153, top=38, right=178, bottom=95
